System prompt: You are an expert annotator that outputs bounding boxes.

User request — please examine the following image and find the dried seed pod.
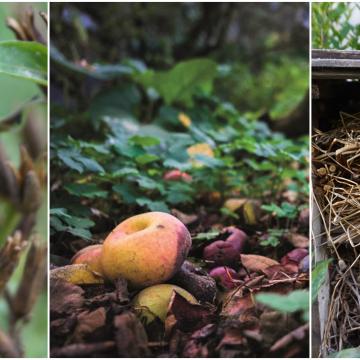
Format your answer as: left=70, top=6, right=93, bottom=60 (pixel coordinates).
left=11, top=236, right=46, bottom=319
left=0, top=231, right=27, bottom=294
left=317, top=167, right=327, bottom=176
left=21, top=170, right=42, bottom=213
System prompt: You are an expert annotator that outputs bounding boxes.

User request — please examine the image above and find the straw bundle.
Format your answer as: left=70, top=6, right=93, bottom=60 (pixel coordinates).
left=312, top=112, right=360, bottom=354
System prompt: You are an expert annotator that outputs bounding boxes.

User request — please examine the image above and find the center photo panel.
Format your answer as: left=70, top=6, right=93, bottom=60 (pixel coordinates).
left=49, top=3, right=310, bottom=358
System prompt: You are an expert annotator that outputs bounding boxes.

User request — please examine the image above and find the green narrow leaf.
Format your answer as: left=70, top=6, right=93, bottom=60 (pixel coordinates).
left=312, top=259, right=332, bottom=302
left=330, top=347, right=360, bottom=358
left=256, top=290, right=309, bottom=320
left=0, top=41, right=47, bottom=85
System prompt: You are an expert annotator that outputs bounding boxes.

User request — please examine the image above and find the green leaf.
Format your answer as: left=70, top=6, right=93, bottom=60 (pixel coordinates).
left=113, top=183, right=138, bottom=204
left=51, top=45, right=133, bottom=80
left=312, top=259, right=332, bottom=303
left=193, top=230, right=220, bottom=242
left=261, top=202, right=298, bottom=219
left=260, top=228, right=285, bottom=247
left=130, top=135, right=160, bottom=147
left=50, top=208, right=71, bottom=218
left=135, top=154, right=159, bottom=165
left=0, top=41, right=47, bottom=85
left=76, top=156, right=104, bottom=173
left=137, top=58, right=217, bottom=106
left=136, top=198, right=169, bottom=212
left=65, top=183, right=108, bottom=199
left=330, top=347, right=360, bottom=358
left=256, top=290, right=309, bottom=321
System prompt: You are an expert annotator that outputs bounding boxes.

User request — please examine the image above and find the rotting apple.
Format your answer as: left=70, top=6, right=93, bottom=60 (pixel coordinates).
left=163, top=169, right=192, bottom=182
left=203, top=226, right=248, bottom=266
left=209, top=266, right=239, bottom=289
left=101, top=212, right=192, bottom=288
left=71, top=244, right=103, bottom=274
left=133, top=283, right=197, bottom=323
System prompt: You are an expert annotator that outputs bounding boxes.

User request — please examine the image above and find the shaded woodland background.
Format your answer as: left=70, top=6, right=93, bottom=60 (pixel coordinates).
left=51, top=2, right=309, bottom=133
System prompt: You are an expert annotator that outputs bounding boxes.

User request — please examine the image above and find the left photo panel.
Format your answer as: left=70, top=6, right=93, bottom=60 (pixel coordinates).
left=0, top=3, right=47, bottom=358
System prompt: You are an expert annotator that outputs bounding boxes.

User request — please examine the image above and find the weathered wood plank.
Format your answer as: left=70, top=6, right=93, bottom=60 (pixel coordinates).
left=312, top=49, right=360, bottom=79
left=312, top=49, right=360, bottom=60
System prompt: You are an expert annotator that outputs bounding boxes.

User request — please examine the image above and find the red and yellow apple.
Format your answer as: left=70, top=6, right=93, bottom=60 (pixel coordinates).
left=71, top=244, right=103, bottom=274
left=101, top=212, right=192, bottom=288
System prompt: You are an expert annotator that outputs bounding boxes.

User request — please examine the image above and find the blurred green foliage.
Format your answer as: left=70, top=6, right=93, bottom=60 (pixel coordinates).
left=312, top=2, right=360, bottom=49
left=51, top=3, right=309, bottom=119
left=50, top=56, right=309, bottom=243
left=0, top=2, right=47, bottom=358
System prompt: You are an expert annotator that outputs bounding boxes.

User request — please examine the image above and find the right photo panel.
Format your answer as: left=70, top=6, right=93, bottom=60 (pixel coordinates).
left=312, top=2, right=360, bottom=358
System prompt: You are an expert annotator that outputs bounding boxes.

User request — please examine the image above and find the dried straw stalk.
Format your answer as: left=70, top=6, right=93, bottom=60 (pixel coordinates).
left=313, top=112, right=360, bottom=355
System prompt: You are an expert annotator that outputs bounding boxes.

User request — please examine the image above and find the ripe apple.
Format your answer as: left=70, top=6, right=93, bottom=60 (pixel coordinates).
left=101, top=212, right=192, bottom=288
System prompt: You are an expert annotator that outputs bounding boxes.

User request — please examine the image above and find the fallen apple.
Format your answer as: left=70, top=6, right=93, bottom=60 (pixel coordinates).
left=163, top=169, right=192, bottom=182
left=101, top=212, right=192, bottom=288
left=209, top=266, right=239, bottom=289
left=133, top=283, right=197, bottom=323
left=50, top=264, right=104, bottom=285
left=71, top=244, right=103, bottom=274
left=203, top=227, right=247, bottom=266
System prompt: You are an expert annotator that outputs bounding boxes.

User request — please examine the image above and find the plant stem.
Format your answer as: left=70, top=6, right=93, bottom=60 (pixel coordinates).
left=0, top=204, right=20, bottom=246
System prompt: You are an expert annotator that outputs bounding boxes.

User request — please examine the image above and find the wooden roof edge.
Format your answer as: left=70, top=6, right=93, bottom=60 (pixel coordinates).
left=312, top=49, right=360, bottom=60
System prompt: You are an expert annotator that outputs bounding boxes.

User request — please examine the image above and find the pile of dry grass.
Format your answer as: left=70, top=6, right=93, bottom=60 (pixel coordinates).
left=312, top=112, right=360, bottom=355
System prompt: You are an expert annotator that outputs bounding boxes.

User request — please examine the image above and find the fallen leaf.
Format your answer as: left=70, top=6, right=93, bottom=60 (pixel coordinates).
left=50, top=279, right=84, bottom=317
left=240, top=254, right=279, bottom=273
left=73, top=307, right=106, bottom=342
left=50, top=315, right=77, bottom=338
left=178, top=112, right=192, bottom=127
left=221, top=291, right=255, bottom=317
left=224, top=198, right=247, bottom=212
left=167, top=292, right=216, bottom=332
left=114, top=312, right=150, bottom=357
left=218, top=327, right=246, bottom=347
left=287, top=233, right=309, bottom=248
left=270, top=323, right=309, bottom=353
left=181, top=324, right=216, bottom=357
left=262, top=264, right=298, bottom=279
left=51, top=341, right=115, bottom=358
left=171, top=209, right=198, bottom=225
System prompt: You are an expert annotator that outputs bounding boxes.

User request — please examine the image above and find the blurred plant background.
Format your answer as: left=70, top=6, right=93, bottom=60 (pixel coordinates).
left=312, top=2, right=360, bottom=49
left=0, top=2, right=47, bottom=358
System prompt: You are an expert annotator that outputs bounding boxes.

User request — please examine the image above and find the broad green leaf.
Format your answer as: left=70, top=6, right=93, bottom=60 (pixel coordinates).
left=312, top=259, right=332, bottom=302
left=51, top=45, right=133, bottom=80
left=113, top=183, right=138, bottom=204
left=135, top=154, right=159, bottom=165
left=136, top=198, right=169, bottom=212
left=256, top=290, right=309, bottom=321
left=65, top=183, right=108, bottom=199
left=130, top=135, right=160, bottom=147
left=193, top=230, right=220, bottom=242
left=330, top=347, right=360, bottom=358
left=0, top=41, right=47, bottom=85
left=136, top=59, right=217, bottom=106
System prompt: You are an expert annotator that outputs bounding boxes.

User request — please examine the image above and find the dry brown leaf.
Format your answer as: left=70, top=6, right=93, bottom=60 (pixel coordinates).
left=73, top=307, right=106, bottom=342
left=240, top=254, right=279, bottom=273
left=287, top=233, right=309, bottom=248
